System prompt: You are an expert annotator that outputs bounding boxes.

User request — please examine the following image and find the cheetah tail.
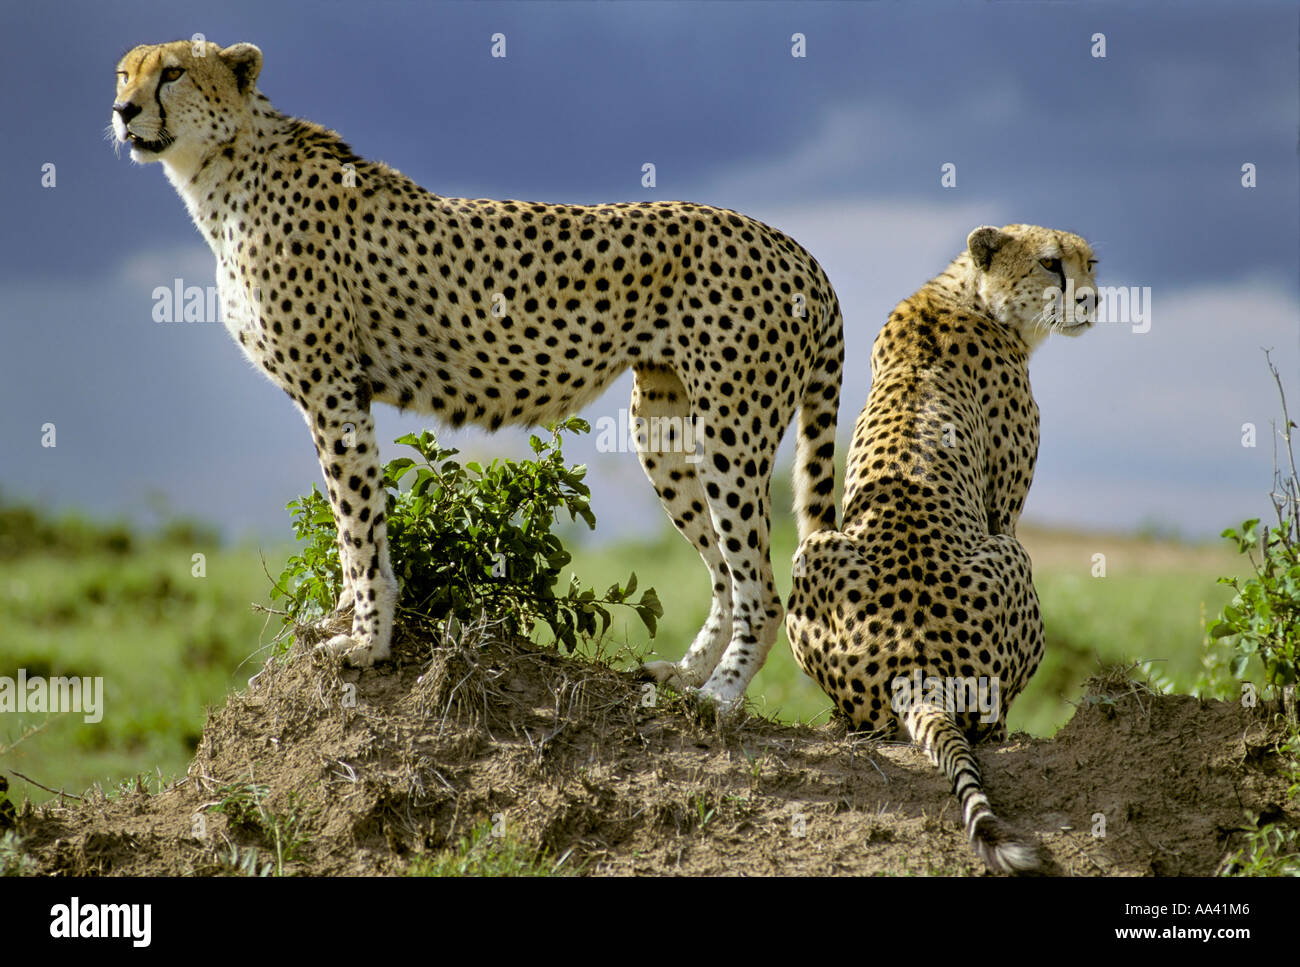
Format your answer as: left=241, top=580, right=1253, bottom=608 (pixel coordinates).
left=903, top=701, right=1041, bottom=875
left=792, top=296, right=844, bottom=542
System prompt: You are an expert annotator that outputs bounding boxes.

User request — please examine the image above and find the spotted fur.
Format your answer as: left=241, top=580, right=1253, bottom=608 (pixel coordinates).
left=786, top=224, right=1097, bottom=872
left=112, top=40, right=844, bottom=706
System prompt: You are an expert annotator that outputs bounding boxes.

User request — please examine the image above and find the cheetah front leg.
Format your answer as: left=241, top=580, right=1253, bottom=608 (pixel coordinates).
left=302, top=395, right=398, bottom=667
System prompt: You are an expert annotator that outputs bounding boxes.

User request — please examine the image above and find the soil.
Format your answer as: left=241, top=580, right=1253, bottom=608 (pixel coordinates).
left=9, top=621, right=1297, bottom=877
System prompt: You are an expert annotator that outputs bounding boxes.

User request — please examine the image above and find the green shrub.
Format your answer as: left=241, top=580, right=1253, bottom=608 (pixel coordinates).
left=272, top=418, right=660, bottom=653
left=1209, top=517, right=1300, bottom=687
left=1206, top=356, right=1300, bottom=693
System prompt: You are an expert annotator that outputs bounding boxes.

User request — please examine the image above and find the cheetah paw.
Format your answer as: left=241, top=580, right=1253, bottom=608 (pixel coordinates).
left=637, top=659, right=707, bottom=691
left=695, top=680, right=745, bottom=718
left=317, top=634, right=388, bottom=667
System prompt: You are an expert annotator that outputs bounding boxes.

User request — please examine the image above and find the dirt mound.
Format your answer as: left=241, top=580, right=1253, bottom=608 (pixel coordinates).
left=11, top=627, right=1296, bottom=876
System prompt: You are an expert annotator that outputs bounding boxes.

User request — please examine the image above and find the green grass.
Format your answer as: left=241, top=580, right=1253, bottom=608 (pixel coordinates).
left=203, top=780, right=314, bottom=876
left=1012, top=568, right=1233, bottom=734
left=407, top=819, right=574, bottom=876
left=0, top=541, right=290, bottom=804
left=0, top=831, right=37, bottom=876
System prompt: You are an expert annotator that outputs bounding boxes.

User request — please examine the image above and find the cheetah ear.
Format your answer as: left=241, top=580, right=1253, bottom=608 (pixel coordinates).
left=220, top=43, right=262, bottom=95
left=967, top=226, right=1009, bottom=271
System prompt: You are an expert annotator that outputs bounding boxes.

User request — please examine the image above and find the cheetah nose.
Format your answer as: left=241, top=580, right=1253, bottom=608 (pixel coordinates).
left=113, top=101, right=142, bottom=124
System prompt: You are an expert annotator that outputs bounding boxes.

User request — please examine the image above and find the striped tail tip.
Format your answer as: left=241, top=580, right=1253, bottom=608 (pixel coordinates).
left=971, top=814, right=1042, bottom=874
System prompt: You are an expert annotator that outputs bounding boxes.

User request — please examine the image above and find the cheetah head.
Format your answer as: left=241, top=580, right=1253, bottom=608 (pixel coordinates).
left=112, top=40, right=262, bottom=177
left=966, top=224, right=1097, bottom=352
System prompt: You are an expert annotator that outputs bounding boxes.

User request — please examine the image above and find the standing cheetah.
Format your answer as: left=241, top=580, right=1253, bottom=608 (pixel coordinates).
left=111, top=40, right=843, bottom=707
left=787, top=225, right=1097, bottom=872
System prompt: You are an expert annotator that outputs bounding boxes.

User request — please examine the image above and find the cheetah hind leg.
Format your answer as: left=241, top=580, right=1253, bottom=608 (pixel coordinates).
left=629, top=366, right=733, bottom=695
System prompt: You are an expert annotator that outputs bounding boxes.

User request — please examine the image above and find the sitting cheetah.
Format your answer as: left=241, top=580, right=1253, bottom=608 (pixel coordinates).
left=111, top=40, right=844, bottom=706
left=787, top=224, right=1097, bottom=873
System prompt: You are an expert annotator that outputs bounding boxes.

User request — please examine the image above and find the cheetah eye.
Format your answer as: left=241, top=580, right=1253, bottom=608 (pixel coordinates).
left=116, top=70, right=128, bottom=84
left=1086, top=259, right=1097, bottom=271
left=1038, top=258, right=1061, bottom=272
left=161, top=66, right=185, bottom=83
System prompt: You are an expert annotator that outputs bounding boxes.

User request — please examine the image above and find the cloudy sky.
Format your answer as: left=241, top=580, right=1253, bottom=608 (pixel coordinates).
left=1, top=0, right=1297, bottom=544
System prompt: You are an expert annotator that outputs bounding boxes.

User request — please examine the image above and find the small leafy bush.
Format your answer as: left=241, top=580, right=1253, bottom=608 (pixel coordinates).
left=273, top=417, right=660, bottom=653
left=1209, top=517, right=1299, bottom=686
left=1207, top=356, right=1300, bottom=691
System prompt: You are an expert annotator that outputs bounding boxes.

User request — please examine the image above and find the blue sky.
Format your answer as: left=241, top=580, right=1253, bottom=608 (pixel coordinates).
left=1, top=0, right=1297, bottom=544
